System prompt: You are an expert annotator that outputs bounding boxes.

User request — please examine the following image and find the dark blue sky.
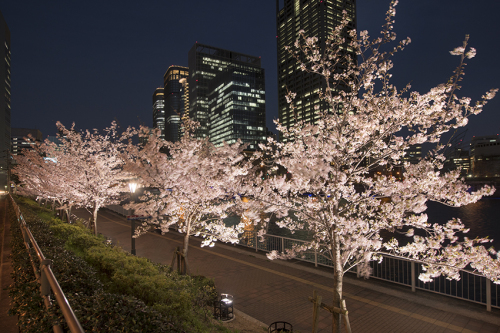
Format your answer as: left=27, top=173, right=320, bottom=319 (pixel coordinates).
left=2, top=0, right=499, bottom=145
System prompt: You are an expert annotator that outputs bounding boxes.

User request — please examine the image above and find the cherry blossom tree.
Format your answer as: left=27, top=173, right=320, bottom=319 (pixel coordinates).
left=52, top=121, right=136, bottom=235
left=243, top=2, right=499, bottom=332
left=13, top=138, right=82, bottom=222
left=124, top=121, right=250, bottom=273
left=13, top=142, right=61, bottom=206
left=15, top=121, right=134, bottom=234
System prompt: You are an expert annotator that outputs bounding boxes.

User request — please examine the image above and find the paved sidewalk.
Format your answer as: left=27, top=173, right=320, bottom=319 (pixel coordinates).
left=0, top=196, right=19, bottom=333
left=74, top=208, right=500, bottom=333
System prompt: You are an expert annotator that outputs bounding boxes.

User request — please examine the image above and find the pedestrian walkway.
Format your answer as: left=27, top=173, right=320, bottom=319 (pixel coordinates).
left=74, top=208, right=500, bottom=333
left=0, top=196, right=19, bottom=333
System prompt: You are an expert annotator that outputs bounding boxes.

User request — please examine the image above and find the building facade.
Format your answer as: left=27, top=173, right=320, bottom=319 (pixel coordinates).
left=443, top=147, right=470, bottom=177
left=188, top=43, right=266, bottom=148
left=208, top=65, right=266, bottom=149
left=404, top=144, right=422, bottom=165
left=0, top=10, right=10, bottom=192
left=276, top=0, right=356, bottom=133
left=152, top=88, right=165, bottom=140
left=163, top=66, right=189, bottom=143
left=11, top=128, right=42, bottom=156
left=470, top=135, right=500, bottom=178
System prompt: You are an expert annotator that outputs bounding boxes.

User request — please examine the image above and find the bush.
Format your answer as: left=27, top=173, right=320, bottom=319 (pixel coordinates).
left=11, top=197, right=231, bottom=333
left=8, top=199, right=176, bottom=332
left=64, top=227, right=219, bottom=331
left=65, top=292, right=174, bottom=332
left=8, top=205, right=53, bottom=332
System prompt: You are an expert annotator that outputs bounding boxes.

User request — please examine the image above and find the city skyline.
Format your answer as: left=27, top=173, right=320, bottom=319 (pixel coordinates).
left=1, top=0, right=499, bottom=145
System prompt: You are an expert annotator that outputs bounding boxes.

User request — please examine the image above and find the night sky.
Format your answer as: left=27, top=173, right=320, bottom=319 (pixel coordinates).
left=2, top=0, right=499, bottom=145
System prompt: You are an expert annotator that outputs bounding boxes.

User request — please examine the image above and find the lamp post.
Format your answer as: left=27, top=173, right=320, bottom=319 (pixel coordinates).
left=128, top=182, right=137, bottom=255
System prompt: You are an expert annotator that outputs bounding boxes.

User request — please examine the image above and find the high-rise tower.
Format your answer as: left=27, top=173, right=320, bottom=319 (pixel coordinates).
left=0, top=10, right=11, bottom=192
left=208, top=66, right=266, bottom=149
left=276, top=0, right=356, bottom=132
left=188, top=43, right=266, bottom=149
left=152, top=88, right=165, bottom=140
left=11, top=128, right=42, bottom=156
left=163, top=66, right=189, bottom=143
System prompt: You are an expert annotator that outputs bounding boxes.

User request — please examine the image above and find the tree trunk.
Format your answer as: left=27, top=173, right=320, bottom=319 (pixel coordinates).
left=56, top=199, right=62, bottom=219
left=183, top=233, right=190, bottom=258
left=332, top=234, right=343, bottom=333
left=182, top=218, right=191, bottom=275
left=67, top=206, right=72, bottom=223
left=93, top=203, right=99, bottom=236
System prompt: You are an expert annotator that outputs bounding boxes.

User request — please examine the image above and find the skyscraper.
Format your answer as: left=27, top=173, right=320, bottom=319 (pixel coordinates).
left=152, top=88, right=165, bottom=140
left=163, top=66, right=189, bottom=143
left=276, top=0, right=356, bottom=132
left=11, top=128, right=42, bottom=156
left=188, top=43, right=266, bottom=149
left=0, top=10, right=11, bottom=192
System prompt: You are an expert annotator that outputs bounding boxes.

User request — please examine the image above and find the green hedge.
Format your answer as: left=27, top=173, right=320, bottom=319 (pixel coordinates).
left=9, top=196, right=234, bottom=333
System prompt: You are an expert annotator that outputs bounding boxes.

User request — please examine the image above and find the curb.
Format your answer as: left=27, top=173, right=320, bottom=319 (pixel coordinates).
left=233, top=308, right=268, bottom=329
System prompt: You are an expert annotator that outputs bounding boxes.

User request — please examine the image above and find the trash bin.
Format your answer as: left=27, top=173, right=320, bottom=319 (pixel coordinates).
left=268, top=321, right=293, bottom=332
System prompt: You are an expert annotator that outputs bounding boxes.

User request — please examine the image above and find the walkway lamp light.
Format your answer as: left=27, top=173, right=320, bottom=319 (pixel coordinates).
left=128, top=182, right=137, bottom=194
left=214, top=293, right=234, bottom=321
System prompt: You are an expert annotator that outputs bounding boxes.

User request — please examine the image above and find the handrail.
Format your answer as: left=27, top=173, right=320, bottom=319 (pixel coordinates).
left=239, top=231, right=498, bottom=311
left=10, top=194, right=85, bottom=333
left=107, top=203, right=498, bottom=312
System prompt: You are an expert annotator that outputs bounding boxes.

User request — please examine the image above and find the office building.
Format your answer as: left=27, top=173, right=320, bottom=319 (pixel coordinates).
left=451, top=148, right=471, bottom=176
left=163, top=66, right=189, bottom=143
left=188, top=43, right=266, bottom=148
left=470, top=135, right=500, bottom=178
left=11, top=128, right=42, bottom=156
left=0, top=10, right=10, bottom=192
left=152, top=88, right=165, bottom=140
left=276, top=0, right=356, bottom=134
left=208, top=65, right=266, bottom=149
left=404, top=144, right=422, bottom=165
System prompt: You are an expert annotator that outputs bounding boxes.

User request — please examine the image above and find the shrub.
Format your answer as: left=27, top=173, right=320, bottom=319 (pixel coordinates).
left=8, top=204, right=54, bottom=332
left=64, top=292, right=174, bottom=332
left=9, top=199, right=177, bottom=332
left=12, top=197, right=231, bottom=333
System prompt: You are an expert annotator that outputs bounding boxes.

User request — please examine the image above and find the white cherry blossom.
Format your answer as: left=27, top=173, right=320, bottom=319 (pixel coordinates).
left=243, top=2, right=499, bottom=332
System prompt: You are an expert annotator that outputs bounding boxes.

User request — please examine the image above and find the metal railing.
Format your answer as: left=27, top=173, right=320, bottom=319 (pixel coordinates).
left=105, top=204, right=499, bottom=311
left=238, top=231, right=499, bottom=311
left=106, top=204, right=133, bottom=217
left=11, top=195, right=85, bottom=333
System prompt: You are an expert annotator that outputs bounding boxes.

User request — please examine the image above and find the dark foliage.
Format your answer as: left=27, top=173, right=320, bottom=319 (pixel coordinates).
left=8, top=196, right=230, bottom=333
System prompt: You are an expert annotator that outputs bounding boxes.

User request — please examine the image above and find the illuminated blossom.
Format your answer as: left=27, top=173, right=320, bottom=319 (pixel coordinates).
left=244, top=2, right=499, bottom=332
left=123, top=120, right=250, bottom=270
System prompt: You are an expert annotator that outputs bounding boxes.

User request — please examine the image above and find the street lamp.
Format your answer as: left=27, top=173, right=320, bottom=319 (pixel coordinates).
left=213, top=293, right=234, bottom=321
left=128, top=182, right=137, bottom=194
left=128, top=182, right=138, bottom=255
